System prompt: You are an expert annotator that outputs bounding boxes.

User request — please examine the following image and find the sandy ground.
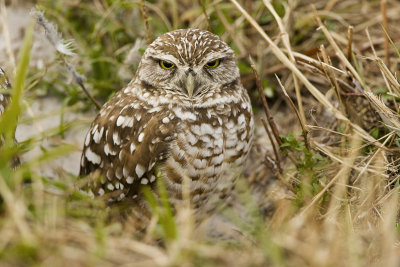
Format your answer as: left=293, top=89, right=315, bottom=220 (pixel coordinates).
left=15, top=97, right=92, bottom=177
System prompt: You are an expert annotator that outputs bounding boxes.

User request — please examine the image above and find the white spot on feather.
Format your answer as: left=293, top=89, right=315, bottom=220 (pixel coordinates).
left=116, top=116, right=125, bottom=127
left=187, top=132, right=197, bottom=145
left=193, top=158, right=207, bottom=169
left=118, top=193, right=125, bottom=201
left=190, top=125, right=201, bottom=135
left=211, top=154, right=224, bottom=165
left=226, top=139, right=237, bottom=148
left=123, top=167, right=129, bottom=178
left=238, top=114, right=245, bottom=126
left=138, top=132, right=144, bottom=143
left=124, top=117, right=134, bottom=127
left=148, top=106, right=163, bottom=113
left=98, top=188, right=105, bottom=196
left=249, top=117, right=254, bottom=129
left=236, top=141, right=245, bottom=151
left=225, top=149, right=238, bottom=158
left=104, top=143, right=116, bottom=156
left=135, top=164, right=146, bottom=178
left=84, top=133, right=91, bottom=146
left=106, top=170, right=113, bottom=180
left=226, top=120, right=234, bottom=129
left=85, top=148, right=101, bottom=164
left=175, top=110, right=197, bottom=121
left=215, top=138, right=223, bottom=148
left=201, top=123, right=214, bottom=135
left=107, top=183, right=114, bottom=191
left=200, top=135, right=211, bottom=144
left=93, top=127, right=104, bottom=143
left=113, top=132, right=121, bottom=145
left=240, top=131, right=247, bottom=141
left=91, top=124, right=98, bottom=134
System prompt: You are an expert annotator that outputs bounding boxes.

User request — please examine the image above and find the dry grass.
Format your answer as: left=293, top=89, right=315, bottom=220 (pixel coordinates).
left=1, top=0, right=400, bottom=266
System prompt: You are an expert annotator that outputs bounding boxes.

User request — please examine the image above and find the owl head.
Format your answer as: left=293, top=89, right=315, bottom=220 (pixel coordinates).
left=135, top=29, right=240, bottom=103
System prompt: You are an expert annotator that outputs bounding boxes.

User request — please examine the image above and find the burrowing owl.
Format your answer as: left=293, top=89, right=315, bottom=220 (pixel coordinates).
left=80, top=29, right=254, bottom=223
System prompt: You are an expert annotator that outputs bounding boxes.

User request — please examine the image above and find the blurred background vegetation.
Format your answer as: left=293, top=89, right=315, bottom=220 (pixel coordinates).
left=33, top=0, right=289, bottom=107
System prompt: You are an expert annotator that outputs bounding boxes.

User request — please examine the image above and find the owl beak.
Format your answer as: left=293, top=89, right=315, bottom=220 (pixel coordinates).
left=185, top=72, right=195, bottom=98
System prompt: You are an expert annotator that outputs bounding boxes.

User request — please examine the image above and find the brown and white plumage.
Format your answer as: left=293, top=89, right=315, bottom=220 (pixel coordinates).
left=80, top=29, right=254, bottom=223
left=0, top=67, right=20, bottom=168
left=0, top=67, right=11, bottom=116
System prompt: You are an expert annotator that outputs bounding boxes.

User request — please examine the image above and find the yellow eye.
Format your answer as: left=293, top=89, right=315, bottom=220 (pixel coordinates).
left=159, top=60, right=175, bottom=69
left=205, top=59, right=220, bottom=68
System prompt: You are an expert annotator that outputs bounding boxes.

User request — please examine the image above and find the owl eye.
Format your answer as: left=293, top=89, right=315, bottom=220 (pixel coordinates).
left=159, top=60, right=175, bottom=70
left=205, top=59, right=221, bottom=68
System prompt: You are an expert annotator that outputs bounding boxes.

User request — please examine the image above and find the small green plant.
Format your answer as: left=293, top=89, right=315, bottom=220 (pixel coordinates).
left=280, top=132, right=326, bottom=205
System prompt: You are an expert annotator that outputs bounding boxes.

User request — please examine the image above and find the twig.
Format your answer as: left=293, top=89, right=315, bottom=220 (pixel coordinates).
left=312, top=5, right=367, bottom=92
left=319, top=45, right=346, bottom=117
left=199, top=0, right=211, bottom=32
left=275, top=74, right=310, bottom=151
left=264, top=155, right=294, bottom=192
left=263, top=0, right=306, bottom=128
left=230, top=0, right=378, bottom=146
left=249, top=57, right=281, bottom=146
left=381, top=0, right=390, bottom=68
left=366, top=29, right=400, bottom=114
left=249, top=57, right=282, bottom=171
left=140, top=0, right=151, bottom=45
left=65, top=60, right=101, bottom=110
left=346, top=26, right=353, bottom=63
left=261, top=118, right=281, bottom=172
left=229, top=0, right=347, bottom=122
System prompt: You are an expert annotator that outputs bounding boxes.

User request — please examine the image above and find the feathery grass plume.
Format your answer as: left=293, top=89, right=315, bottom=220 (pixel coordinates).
left=31, top=10, right=75, bottom=57
left=30, top=9, right=101, bottom=109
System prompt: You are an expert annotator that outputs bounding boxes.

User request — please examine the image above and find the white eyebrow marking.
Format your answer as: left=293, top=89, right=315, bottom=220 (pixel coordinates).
left=155, top=54, right=179, bottom=65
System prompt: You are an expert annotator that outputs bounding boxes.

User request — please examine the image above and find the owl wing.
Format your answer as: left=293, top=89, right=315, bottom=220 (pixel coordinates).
left=80, top=89, right=176, bottom=201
